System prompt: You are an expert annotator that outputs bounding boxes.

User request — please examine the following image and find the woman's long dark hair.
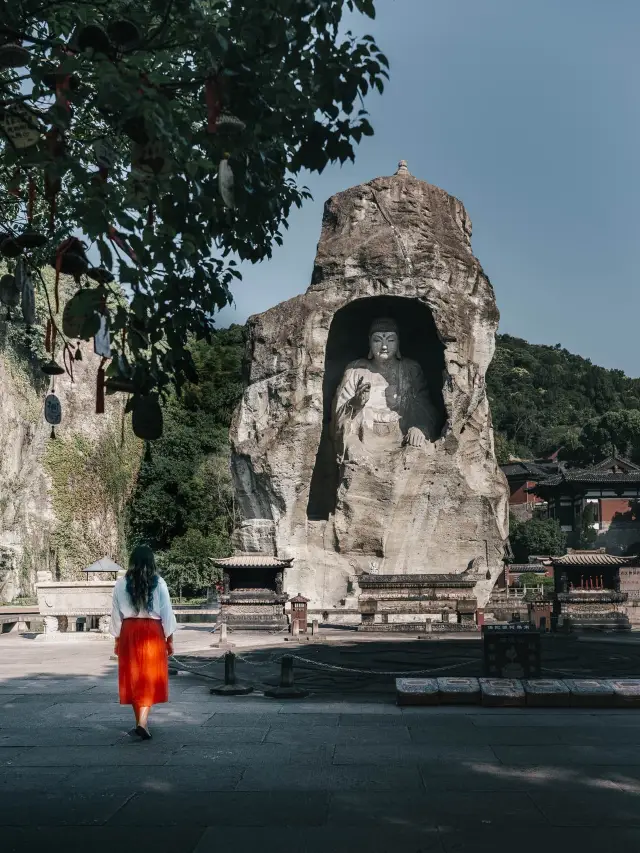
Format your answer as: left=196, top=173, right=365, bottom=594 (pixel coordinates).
left=125, top=545, right=159, bottom=613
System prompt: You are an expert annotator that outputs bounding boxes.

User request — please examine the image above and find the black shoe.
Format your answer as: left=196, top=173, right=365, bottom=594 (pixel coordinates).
left=135, top=725, right=152, bottom=740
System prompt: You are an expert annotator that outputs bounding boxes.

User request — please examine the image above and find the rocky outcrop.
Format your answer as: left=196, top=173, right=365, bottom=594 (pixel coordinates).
left=0, top=278, right=139, bottom=602
left=230, top=162, right=509, bottom=609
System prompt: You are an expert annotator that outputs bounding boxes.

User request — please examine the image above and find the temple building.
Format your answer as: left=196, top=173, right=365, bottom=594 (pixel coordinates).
left=501, top=457, right=563, bottom=516
left=530, top=455, right=640, bottom=554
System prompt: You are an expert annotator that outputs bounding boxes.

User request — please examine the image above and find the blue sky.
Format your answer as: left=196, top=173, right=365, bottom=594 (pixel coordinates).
left=218, top=0, right=640, bottom=376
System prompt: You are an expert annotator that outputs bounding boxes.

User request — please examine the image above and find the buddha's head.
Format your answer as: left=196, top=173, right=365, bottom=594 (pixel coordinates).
left=368, top=317, right=401, bottom=363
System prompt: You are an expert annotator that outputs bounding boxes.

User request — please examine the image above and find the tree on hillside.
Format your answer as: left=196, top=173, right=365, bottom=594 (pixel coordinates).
left=0, top=0, right=387, bottom=415
left=127, top=326, right=244, bottom=596
left=561, top=410, right=640, bottom=467
left=509, top=515, right=566, bottom=564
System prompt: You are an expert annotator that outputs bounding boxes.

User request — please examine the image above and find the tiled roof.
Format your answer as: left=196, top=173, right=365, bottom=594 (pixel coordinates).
left=552, top=553, right=638, bottom=567
left=508, top=564, right=549, bottom=573
left=211, top=555, right=293, bottom=568
left=534, top=455, right=640, bottom=487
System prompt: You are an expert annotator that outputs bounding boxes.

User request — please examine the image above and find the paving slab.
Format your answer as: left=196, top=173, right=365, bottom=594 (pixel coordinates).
left=108, top=791, right=330, bottom=826
left=0, top=827, right=205, bottom=853
left=192, top=825, right=444, bottom=853
left=329, top=789, right=548, bottom=827
left=0, top=792, right=130, bottom=826
left=236, top=764, right=425, bottom=791
left=45, top=764, right=245, bottom=794
left=493, top=744, right=640, bottom=766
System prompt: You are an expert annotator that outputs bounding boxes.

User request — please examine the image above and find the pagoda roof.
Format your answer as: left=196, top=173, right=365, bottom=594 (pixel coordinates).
left=551, top=551, right=638, bottom=567
left=210, top=555, right=293, bottom=569
left=531, top=455, right=640, bottom=489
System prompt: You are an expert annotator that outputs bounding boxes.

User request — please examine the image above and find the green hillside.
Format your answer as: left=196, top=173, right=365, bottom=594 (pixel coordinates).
left=487, top=334, right=640, bottom=462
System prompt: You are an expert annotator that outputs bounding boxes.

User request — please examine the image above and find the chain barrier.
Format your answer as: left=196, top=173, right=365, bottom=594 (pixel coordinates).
left=286, top=654, right=479, bottom=677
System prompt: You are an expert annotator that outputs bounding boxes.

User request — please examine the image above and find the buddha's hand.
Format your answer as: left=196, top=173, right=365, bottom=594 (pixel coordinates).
left=350, top=379, right=371, bottom=412
left=404, top=427, right=426, bottom=448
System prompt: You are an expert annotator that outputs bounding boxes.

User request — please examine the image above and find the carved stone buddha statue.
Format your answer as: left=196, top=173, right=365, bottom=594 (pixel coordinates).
left=332, top=317, right=439, bottom=466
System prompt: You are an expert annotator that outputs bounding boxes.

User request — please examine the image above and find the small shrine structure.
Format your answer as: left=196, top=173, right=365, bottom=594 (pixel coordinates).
left=211, top=554, right=291, bottom=631
left=551, top=550, right=636, bottom=631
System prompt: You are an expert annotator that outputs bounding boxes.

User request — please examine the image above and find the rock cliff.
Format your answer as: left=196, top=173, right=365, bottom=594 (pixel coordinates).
left=0, top=273, right=140, bottom=603
left=230, top=162, right=509, bottom=610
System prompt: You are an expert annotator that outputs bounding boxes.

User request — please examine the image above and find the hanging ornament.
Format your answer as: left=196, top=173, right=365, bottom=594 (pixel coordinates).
left=216, top=114, right=247, bottom=133
left=94, top=313, right=111, bottom=358
left=218, top=158, right=235, bottom=209
left=0, top=41, right=30, bottom=69
left=41, top=359, right=65, bottom=376
left=107, top=19, right=141, bottom=50
left=44, top=393, right=62, bottom=425
left=0, top=236, right=23, bottom=258
left=19, top=262, right=36, bottom=327
left=2, top=106, right=41, bottom=149
left=77, top=24, right=112, bottom=54
left=50, top=239, right=88, bottom=309
left=131, top=395, right=163, bottom=441
left=8, top=167, right=22, bottom=198
left=122, top=115, right=148, bottom=144
left=0, top=274, right=20, bottom=319
left=74, top=345, right=82, bottom=361
left=93, top=138, right=118, bottom=182
left=44, top=392, right=62, bottom=439
left=144, top=441, right=153, bottom=463
left=16, top=230, right=47, bottom=250
left=95, top=357, right=108, bottom=414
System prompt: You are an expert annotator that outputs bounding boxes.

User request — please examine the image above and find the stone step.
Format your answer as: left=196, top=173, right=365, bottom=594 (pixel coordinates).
left=396, top=677, right=640, bottom=708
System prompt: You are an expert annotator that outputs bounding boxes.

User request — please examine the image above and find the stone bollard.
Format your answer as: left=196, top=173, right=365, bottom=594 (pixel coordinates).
left=264, top=654, right=309, bottom=699
left=211, top=651, right=253, bottom=696
left=311, top=620, right=319, bottom=636
left=291, top=619, right=299, bottom=638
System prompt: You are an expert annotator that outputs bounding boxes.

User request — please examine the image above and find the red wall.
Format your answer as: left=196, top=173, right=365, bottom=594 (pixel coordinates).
left=601, top=499, right=633, bottom=524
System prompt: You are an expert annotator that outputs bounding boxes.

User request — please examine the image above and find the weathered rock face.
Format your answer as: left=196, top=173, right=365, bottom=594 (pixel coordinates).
left=230, top=163, right=509, bottom=609
left=0, top=289, right=139, bottom=603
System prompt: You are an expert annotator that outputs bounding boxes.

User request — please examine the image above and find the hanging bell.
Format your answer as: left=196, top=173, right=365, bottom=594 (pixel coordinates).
left=77, top=24, right=112, bottom=54
left=74, top=346, right=82, bottom=361
left=50, top=238, right=89, bottom=277
left=16, top=230, right=47, bottom=250
left=107, top=19, right=141, bottom=49
left=0, top=42, right=30, bottom=69
left=131, top=395, right=163, bottom=441
left=41, top=359, right=65, bottom=376
left=218, top=158, right=235, bottom=209
left=0, top=237, right=23, bottom=258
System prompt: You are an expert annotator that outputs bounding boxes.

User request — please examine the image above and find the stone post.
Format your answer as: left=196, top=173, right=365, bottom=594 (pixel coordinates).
left=291, top=619, right=299, bottom=638
left=311, top=619, right=319, bottom=635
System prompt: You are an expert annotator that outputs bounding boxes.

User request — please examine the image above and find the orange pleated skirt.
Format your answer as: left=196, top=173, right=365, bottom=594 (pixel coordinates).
left=118, top=618, right=169, bottom=707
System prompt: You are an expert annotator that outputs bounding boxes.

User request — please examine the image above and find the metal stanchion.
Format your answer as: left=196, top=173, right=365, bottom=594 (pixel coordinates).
left=264, top=654, right=309, bottom=699
left=211, top=651, right=253, bottom=695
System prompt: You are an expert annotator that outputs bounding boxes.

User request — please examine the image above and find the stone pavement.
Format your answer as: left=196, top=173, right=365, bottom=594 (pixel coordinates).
left=2, top=628, right=640, bottom=852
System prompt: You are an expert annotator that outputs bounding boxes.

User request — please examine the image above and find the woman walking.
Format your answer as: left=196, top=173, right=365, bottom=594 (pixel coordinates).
left=111, top=545, right=177, bottom=739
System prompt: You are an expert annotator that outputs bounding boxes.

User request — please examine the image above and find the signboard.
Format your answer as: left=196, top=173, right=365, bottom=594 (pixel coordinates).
left=482, top=624, right=541, bottom=678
